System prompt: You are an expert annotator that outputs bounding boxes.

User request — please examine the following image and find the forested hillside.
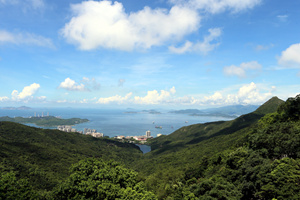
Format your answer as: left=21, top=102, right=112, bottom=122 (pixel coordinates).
left=1, top=95, right=300, bottom=200
left=132, top=95, right=299, bottom=199
left=0, top=122, right=143, bottom=198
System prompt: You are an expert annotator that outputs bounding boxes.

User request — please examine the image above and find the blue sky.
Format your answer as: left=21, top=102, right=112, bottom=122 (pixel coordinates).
left=0, top=0, right=299, bottom=109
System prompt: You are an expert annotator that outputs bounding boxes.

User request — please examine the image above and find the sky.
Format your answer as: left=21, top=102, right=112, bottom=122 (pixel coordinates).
left=0, top=0, right=299, bottom=109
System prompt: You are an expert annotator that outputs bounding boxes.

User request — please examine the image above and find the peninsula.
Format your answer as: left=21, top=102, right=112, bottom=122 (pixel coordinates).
left=0, top=116, right=89, bottom=127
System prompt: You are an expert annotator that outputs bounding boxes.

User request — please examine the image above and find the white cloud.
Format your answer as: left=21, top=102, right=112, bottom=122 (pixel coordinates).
left=0, top=96, right=9, bottom=101
left=173, top=83, right=273, bottom=106
left=223, top=61, right=262, bottom=78
left=59, top=78, right=86, bottom=91
left=203, top=82, right=273, bottom=105
left=193, top=28, right=222, bottom=54
left=204, top=91, right=223, bottom=102
left=277, top=15, right=288, bottom=22
left=0, top=30, right=54, bottom=48
left=169, top=41, right=193, bottom=54
left=11, top=83, right=40, bottom=100
left=134, top=87, right=176, bottom=104
left=57, top=99, right=67, bottom=103
left=278, top=43, right=300, bottom=68
left=81, top=77, right=101, bottom=90
left=171, top=0, right=262, bottom=14
left=97, top=92, right=132, bottom=104
left=61, top=1, right=200, bottom=51
left=29, top=0, right=44, bottom=9
left=37, top=96, right=46, bottom=100
left=169, top=28, right=222, bottom=54
left=0, top=0, right=45, bottom=9
left=255, top=43, right=274, bottom=51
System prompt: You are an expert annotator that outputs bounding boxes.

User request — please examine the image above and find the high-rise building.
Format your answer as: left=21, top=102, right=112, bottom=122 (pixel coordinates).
left=146, top=130, right=151, bottom=138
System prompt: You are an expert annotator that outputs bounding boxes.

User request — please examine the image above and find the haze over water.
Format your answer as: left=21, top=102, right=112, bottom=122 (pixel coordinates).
left=0, top=108, right=234, bottom=138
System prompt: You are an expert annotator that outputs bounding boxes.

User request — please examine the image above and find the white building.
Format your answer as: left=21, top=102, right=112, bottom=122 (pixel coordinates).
left=146, top=130, right=151, bottom=138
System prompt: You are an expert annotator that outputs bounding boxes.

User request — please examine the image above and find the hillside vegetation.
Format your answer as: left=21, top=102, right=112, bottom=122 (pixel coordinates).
left=1, top=95, right=300, bottom=200
left=132, top=95, right=300, bottom=200
left=0, top=122, right=142, bottom=197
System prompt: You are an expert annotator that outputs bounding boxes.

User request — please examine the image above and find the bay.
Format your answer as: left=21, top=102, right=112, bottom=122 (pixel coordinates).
left=0, top=108, right=235, bottom=138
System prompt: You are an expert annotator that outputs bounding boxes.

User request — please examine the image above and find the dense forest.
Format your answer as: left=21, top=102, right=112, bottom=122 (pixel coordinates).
left=1, top=95, right=300, bottom=199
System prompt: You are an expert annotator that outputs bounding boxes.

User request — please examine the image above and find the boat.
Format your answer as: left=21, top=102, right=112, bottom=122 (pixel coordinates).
left=155, top=125, right=162, bottom=129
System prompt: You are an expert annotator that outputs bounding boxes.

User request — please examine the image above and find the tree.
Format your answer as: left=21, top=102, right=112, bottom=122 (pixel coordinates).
left=0, top=171, right=37, bottom=200
left=52, top=158, right=157, bottom=200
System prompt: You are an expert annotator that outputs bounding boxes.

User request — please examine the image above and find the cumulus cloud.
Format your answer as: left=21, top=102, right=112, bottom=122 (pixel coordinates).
left=169, top=28, right=222, bottom=54
left=213, top=82, right=273, bottom=105
left=59, top=78, right=86, bottom=91
left=11, top=83, right=40, bottom=100
left=61, top=0, right=261, bottom=52
left=223, top=61, right=262, bottom=78
left=174, top=83, right=273, bottom=106
left=278, top=43, right=300, bottom=68
left=134, top=87, right=176, bottom=104
left=61, top=1, right=200, bottom=51
left=97, top=92, right=132, bottom=104
left=0, top=30, right=54, bottom=48
left=0, top=96, right=9, bottom=101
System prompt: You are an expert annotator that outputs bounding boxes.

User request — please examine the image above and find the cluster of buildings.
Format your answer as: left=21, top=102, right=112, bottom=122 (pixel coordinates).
left=115, top=130, right=160, bottom=143
left=57, top=126, right=104, bottom=138
left=33, top=112, right=50, bottom=118
left=84, top=128, right=104, bottom=138
left=57, top=126, right=160, bottom=142
left=57, top=125, right=79, bottom=133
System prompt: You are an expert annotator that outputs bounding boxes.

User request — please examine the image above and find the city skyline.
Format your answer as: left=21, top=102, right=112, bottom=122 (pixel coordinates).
left=0, top=0, right=299, bottom=109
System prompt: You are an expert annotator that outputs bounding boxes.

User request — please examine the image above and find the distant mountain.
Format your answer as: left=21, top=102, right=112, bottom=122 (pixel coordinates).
left=1, top=106, right=32, bottom=110
left=170, top=104, right=259, bottom=117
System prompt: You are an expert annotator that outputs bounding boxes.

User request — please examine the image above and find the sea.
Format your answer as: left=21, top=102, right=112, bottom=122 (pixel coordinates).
left=0, top=108, right=235, bottom=138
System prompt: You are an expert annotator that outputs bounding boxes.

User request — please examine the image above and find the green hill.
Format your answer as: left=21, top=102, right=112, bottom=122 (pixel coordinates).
left=147, top=96, right=284, bottom=155
left=132, top=96, right=287, bottom=198
left=0, top=122, right=142, bottom=196
left=1, top=95, right=299, bottom=200
left=253, top=96, right=284, bottom=115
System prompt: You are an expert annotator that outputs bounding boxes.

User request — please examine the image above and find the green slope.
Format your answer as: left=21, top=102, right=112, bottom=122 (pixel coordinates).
left=134, top=96, right=300, bottom=200
left=0, top=122, right=142, bottom=194
left=132, top=96, right=284, bottom=198
left=148, top=96, right=284, bottom=155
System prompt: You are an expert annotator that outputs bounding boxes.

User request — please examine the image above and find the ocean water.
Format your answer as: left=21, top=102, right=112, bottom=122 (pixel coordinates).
left=0, top=108, right=235, bottom=138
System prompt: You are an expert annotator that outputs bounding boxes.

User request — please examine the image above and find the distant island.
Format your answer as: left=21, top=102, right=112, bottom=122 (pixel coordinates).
left=124, top=109, right=161, bottom=114
left=170, top=104, right=259, bottom=117
left=1, top=106, right=32, bottom=110
left=0, top=116, right=89, bottom=127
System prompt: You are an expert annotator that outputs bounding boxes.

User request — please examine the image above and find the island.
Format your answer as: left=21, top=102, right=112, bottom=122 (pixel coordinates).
left=0, top=116, right=89, bottom=127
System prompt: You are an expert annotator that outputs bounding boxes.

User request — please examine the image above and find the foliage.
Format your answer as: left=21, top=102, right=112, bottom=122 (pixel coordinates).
left=52, top=158, right=157, bottom=200
left=0, top=121, right=142, bottom=196
left=1, top=95, right=300, bottom=200
left=0, top=171, right=37, bottom=200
